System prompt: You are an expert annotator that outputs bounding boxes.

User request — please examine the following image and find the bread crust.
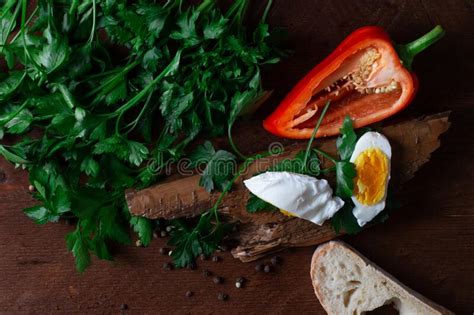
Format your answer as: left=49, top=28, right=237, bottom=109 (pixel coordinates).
left=310, top=241, right=454, bottom=315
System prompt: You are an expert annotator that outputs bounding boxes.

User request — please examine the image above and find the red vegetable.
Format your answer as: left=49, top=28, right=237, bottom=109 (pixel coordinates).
left=263, top=26, right=445, bottom=139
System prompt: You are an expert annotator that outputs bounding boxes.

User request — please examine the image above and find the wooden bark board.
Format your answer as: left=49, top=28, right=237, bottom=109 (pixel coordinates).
left=126, top=113, right=450, bottom=262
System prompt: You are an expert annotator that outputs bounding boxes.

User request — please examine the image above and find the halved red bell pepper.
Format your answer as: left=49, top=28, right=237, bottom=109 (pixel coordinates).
left=263, top=25, right=445, bottom=139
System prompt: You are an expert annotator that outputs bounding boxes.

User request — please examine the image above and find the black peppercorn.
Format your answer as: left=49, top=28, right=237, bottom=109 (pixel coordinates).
left=212, top=255, right=220, bottom=262
left=264, top=264, right=272, bottom=273
left=160, top=230, right=168, bottom=238
left=218, top=293, right=228, bottom=301
left=187, top=262, right=196, bottom=270
left=255, top=263, right=263, bottom=272
left=203, top=269, right=212, bottom=277
left=159, top=247, right=169, bottom=255
left=213, top=276, right=222, bottom=284
left=163, top=262, right=173, bottom=271
left=120, top=303, right=128, bottom=310
left=270, top=256, right=281, bottom=266
left=199, top=254, right=207, bottom=261
left=185, top=290, right=193, bottom=298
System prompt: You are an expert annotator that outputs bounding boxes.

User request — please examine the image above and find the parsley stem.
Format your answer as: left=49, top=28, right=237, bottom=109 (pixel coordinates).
left=313, top=148, right=337, bottom=164
left=227, top=125, right=247, bottom=160
left=302, top=101, right=330, bottom=170
left=319, top=166, right=336, bottom=174
left=85, top=60, right=139, bottom=100
left=87, top=0, right=97, bottom=45
left=209, top=152, right=271, bottom=219
left=261, top=0, right=273, bottom=24
left=197, top=0, right=215, bottom=13
left=0, top=1, right=21, bottom=55
left=113, top=51, right=182, bottom=117
left=8, top=6, right=37, bottom=45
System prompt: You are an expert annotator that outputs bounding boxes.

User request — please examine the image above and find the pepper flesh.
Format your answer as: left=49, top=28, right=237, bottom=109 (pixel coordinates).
left=263, top=26, right=443, bottom=139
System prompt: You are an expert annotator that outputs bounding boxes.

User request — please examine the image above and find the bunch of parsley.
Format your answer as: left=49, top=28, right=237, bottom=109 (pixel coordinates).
left=0, top=0, right=281, bottom=271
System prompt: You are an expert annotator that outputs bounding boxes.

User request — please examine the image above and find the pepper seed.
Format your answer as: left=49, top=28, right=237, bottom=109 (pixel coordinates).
left=135, top=240, right=142, bottom=247
left=28, top=185, right=35, bottom=192
left=270, top=256, right=281, bottom=266
left=199, top=254, right=207, bottom=261
left=166, top=225, right=173, bottom=232
left=163, top=262, right=173, bottom=271
left=255, top=263, right=263, bottom=272
left=120, top=303, right=128, bottom=310
left=159, top=247, right=169, bottom=255
left=235, top=282, right=242, bottom=288
left=212, top=256, right=220, bottom=263
left=217, top=293, right=228, bottom=301
left=185, top=290, right=193, bottom=298
left=213, top=276, right=222, bottom=284
left=202, top=269, right=212, bottom=277
left=264, top=264, right=272, bottom=273
left=160, top=230, right=168, bottom=238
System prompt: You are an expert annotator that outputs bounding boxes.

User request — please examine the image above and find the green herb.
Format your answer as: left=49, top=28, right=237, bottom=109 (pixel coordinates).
left=244, top=102, right=331, bottom=213
left=189, top=141, right=236, bottom=192
left=246, top=193, right=276, bottom=213
left=170, top=152, right=270, bottom=267
left=0, top=0, right=281, bottom=272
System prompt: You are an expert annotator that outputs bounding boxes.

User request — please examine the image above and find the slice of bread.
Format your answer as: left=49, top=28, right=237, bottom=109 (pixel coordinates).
left=310, top=241, right=453, bottom=315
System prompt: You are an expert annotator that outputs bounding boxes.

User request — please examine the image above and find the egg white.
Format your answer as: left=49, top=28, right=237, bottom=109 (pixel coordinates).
left=243, top=171, right=344, bottom=225
left=349, top=132, right=392, bottom=227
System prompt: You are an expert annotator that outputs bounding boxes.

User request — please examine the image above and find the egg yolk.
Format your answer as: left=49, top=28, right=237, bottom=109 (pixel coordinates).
left=280, top=209, right=296, bottom=217
left=353, top=148, right=389, bottom=205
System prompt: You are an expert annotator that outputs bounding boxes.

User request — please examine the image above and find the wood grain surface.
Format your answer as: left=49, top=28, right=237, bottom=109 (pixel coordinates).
left=1, top=0, right=473, bottom=314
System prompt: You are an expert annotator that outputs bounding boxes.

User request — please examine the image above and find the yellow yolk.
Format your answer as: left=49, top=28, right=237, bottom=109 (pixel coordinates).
left=280, top=209, right=296, bottom=217
left=353, top=148, right=389, bottom=205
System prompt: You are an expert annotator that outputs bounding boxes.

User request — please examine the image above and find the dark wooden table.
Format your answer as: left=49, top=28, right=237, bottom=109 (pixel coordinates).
left=1, top=1, right=473, bottom=314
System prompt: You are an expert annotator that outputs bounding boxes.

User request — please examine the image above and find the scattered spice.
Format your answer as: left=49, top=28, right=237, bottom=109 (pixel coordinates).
left=187, top=262, right=196, bottom=270
left=212, top=256, right=220, bottom=263
left=202, top=269, right=212, bottom=277
left=153, top=232, right=159, bottom=239
left=199, top=254, right=208, bottom=261
left=213, top=276, right=223, bottom=284
left=163, top=262, right=173, bottom=271
left=264, top=265, right=272, bottom=273
left=219, top=245, right=229, bottom=252
left=270, top=256, right=281, bottom=266
left=166, top=226, right=173, bottom=232
left=135, top=240, right=142, bottom=247
left=28, top=185, right=35, bottom=192
left=255, top=263, right=264, bottom=272
left=218, top=293, right=229, bottom=301
left=160, top=230, right=168, bottom=238
left=235, top=282, right=242, bottom=289
left=120, top=303, right=128, bottom=310
left=168, top=250, right=173, bottom=256
left=159, top=247, right=169, bottom=255
left=185, top=290, right=193, bottom=298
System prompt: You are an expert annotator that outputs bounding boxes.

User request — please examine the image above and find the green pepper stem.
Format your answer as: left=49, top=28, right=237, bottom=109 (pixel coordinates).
left=396, top=25, right=445, bottom=70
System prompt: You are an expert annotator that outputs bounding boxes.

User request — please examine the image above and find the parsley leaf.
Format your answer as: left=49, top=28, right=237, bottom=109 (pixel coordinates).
left=190, top=141, right=236, bottom=192
left=246, top=193, right=276, bottom=213
left=335, top=161, right=356, bottom=199
left=336, top=116, right=357, bottom=161
left=129, top=216, right=153, bottom=247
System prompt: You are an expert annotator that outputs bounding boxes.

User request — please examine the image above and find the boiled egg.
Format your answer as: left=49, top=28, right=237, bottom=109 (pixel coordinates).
left=243, top=171, right=344, bottom=225
left=350, top=132, right=391, bottom=227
